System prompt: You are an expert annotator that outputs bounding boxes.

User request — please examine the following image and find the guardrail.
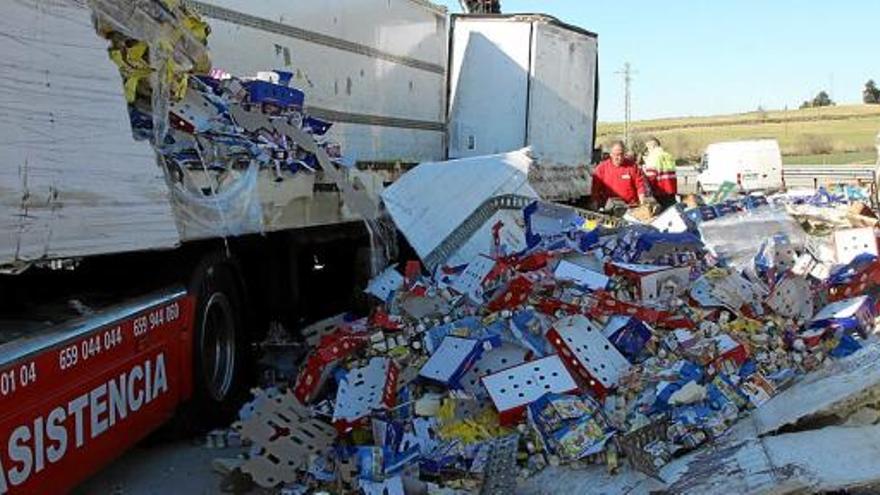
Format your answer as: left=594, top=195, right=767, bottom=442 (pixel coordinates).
left=677, top=164, right=879, bottom=194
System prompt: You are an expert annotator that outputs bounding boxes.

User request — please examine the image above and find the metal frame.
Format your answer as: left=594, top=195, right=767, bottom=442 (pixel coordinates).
left=0, top=287, right=186, bottom=367
left=423, top=194, right=622, bottom=270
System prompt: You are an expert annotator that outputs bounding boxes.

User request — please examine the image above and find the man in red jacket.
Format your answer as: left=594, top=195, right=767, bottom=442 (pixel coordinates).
left=591, top=141, right=650, bottom=210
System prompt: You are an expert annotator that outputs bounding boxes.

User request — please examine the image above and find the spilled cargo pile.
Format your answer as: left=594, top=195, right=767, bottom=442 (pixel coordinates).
left=212, top=151, right=880, bottom=494
left=95, top=0, right=343, bottom=185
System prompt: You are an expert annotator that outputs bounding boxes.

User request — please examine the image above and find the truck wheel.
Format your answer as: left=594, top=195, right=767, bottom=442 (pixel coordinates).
left=184, top=254, right=248, bottom=431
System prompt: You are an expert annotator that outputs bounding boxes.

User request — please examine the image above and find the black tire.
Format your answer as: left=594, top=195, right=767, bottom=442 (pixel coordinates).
left=179, top=253, right=249, bottom=432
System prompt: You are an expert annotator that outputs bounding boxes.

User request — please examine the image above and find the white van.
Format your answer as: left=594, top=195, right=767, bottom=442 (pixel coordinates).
left=696, top=139, right=784, bottom=193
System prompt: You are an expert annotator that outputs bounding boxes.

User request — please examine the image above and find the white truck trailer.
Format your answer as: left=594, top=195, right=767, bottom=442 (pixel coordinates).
left=448, top=14, right=599, bottom=200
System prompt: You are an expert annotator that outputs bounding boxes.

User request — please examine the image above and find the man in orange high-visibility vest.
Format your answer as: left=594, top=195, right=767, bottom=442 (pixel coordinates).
left=643, top=137, right=678, bottom=208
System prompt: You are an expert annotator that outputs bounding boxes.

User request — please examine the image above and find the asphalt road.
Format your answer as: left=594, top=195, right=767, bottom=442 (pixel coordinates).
left=74, top=439, right=242, bottom=495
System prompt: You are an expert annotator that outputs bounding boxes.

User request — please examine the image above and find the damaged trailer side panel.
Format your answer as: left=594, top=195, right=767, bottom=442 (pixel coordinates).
left=0, top=0, right=181, bottom=265
left=193, top=0, right=449, bottom=164
left=0, top=0, right=449, bottom=267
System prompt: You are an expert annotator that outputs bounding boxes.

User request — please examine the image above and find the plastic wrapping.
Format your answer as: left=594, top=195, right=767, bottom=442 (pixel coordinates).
left=167, top=163, right=263, bottom=239
left=699, top=207, right=807, bottom=268
left=89, top=0, right=381, bottom=248
left=364, top=216, right=399, bottom=277
left=89, top=0, right=209, bottom=70
left=91, top=0, right=210, bottom=146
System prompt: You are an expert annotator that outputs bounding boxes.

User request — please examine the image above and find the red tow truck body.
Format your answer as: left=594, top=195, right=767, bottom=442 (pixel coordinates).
left=0, top=291, right=194, bottom=494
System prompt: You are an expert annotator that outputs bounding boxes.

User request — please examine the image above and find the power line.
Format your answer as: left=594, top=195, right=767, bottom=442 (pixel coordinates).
left=614, top=62, right=636, bottom=147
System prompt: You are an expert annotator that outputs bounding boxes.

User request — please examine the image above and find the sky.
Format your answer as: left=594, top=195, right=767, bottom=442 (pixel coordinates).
left=434, top=0, right=880, bottom=122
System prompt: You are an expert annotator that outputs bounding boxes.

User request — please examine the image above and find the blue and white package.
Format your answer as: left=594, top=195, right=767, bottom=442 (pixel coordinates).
left=809, top=295, right=875, bottom=337
left=419, top=335, right=500, bottom=388
left=603, top=315, right=653, bottom=362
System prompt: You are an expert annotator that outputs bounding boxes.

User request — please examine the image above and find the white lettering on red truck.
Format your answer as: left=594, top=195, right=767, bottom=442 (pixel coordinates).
left=0, top=353, right=168, bottom=492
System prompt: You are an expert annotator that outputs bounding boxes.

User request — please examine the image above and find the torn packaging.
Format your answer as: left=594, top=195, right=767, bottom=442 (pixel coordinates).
left=588, top=291, right=695, bottom=329
left=546, top=315, right=631, bottom=400
left=399, top=293, right=450, bottom=319
left=294, top=329, right=368, bottom=403
left=509, top=309, right=554, bottom=356
left=710, top=334, right=749, bottom=371
left=809, top=295, right=876, bottom=338
left=450, top=255, right=497, bottom=303
left=689, top=276, right=726, bottom=308
left=651, top=204, right=697, bottom=234
left=833, top=226, right=878, bottom=265
left=482, top=355, right=579, bottom=426
left=602, top=316, right=654, bottom=362
left=459, top=343, right=530, bottom=399
left=528, top=394, right=612, bottom=461
left=752, top=234, right=798, bottom=285
left=486, top=276, right=534, bottom=312
left=381, top=149, right=538, bottom=264
left=705, top=269, right=767, bottom=315
left=525, top=201, right=585, bottom=238
left=535, top=297, right=583, bottom=318
left=740, top=373, right=776, bottom=407
left=605, top=262, right=691, bottom=305
left=523, top=200, right=597, bottom=252
left=365, top=265, right=405, bottom=302
left=237, top=390, right=336, bottom=488
left=332, top=357, right=399, bottom=432
left=168, top=84, right=229, bottom=133
left=419, top=336, right=498, bottom=388
left=632, top=231, right=704, bottom=264
left=765, top=274, right=814, bottom=322
left=553, top=259, right=609, bottom=291
left=404, top=260, right=422, bottom=288
left=826, top=255, right=880, bottom=302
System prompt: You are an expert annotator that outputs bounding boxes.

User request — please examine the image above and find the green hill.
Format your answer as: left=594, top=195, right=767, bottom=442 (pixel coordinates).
left=597, top=104, right=880, bottom=164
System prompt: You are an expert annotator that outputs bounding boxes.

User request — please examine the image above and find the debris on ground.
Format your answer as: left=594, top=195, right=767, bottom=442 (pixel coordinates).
left=209, top=161, right=880, bottom=493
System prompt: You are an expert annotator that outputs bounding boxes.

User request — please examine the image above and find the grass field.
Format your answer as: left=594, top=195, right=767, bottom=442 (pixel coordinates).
left=781, top=151, right=875, bottom=165
left=598, top=104, right=880, bottom=164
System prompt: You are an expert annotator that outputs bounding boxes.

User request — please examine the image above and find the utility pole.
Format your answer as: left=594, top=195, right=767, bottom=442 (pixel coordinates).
left=615, top=62, right=636, bottom=146
left=828, top=72, right=834, bottom=103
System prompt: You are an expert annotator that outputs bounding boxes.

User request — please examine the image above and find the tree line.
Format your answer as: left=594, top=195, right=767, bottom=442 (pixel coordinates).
left=799, top=80, right=880, bottom=109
